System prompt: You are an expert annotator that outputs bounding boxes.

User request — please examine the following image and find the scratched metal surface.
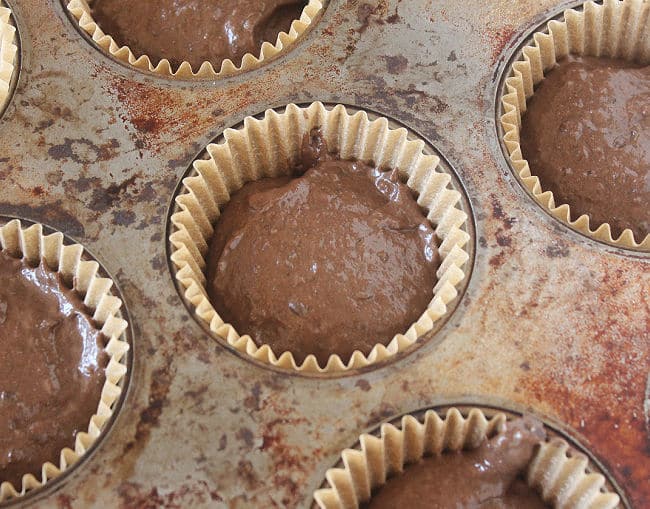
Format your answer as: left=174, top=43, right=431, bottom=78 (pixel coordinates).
left=0, top=0, right=648, bottom=507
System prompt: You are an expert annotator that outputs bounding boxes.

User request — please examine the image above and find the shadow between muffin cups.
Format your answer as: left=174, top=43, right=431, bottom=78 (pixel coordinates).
left=65, top=0, right=324, bottom=78
left=0, top=219, right=130, bottom=502
left=313, top=407, right=621, bottom=509
left=499, top=0, right=650, bottom=250
left=168, top=102, right=470, bottom=374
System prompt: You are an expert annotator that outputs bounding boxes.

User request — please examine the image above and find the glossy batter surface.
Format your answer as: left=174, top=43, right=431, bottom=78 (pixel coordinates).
left=0, top=251, right=107, bottom=488
left=207, top=132, right=440, bottom=365
left=520, top=56, right=649, bottom=240
left=364, top=418, right=548, bottom=509
left=92, top=0, right=307, bottom=68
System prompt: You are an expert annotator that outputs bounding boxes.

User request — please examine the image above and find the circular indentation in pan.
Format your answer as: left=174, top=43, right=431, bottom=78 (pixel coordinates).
left=494, top=1, right=649, bottom=253
left=62, top=0, right=327, bottom=81
left=0, top=0, right=20, bottom=119
left=315, top=403, right=628, bottom=508
left=0, top=216, right=133, bottom=506
left=166, top=102, right=476, bottom=377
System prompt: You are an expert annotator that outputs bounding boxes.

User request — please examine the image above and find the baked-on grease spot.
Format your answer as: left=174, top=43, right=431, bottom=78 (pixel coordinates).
left=183, top=383, right=209, bottom=404
left=72, top=176, right=101, bottom=193
left=117, top=481, right=223, bottom=508
left=490, top=199, right=516, bottom=230
left=88, top=175, right=138, bottom=212
left=47, top=137, right=120, bottom=164
left=111, top=209, right=136, bottom=227
left=355, top=379, right=372, bottom=392
left=150, top=254, right=165, bottom=272
left=520, top=361, right=531, bottom=371
left=368, top=403, right=397, bottom=425
left=237, top=460, right=258, bottom=490
left=123, top=360, right=173, bottom=455
left=244, top=382, right=263, bottom=411
left=357, top=1, right=388, bottom=33
left=0, top=201, right=85, bottom=238
left=489, top=252, right=506, bottom=268
left=545, top=243, right=570, bottom=258
left=495, top=231, right=512, bottom=247
left=382, top=54, right=408, bottom=74
left=56, top=493, right=74, bottom=509
left=259, top=416, right=313, bottom=506
left=236, top=427, right=255, bottom=448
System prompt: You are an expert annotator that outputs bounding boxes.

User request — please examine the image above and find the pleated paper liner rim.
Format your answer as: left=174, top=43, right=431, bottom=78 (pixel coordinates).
left=0, top=219, right=130, bottom=502
left=66, top=0, right=324, bottom=79
left=499, top=0, right=650, bottom=251
left=313, top=406, right=622, bottom=509
left=169, top=102, right=471, bottom=374
left=0, top=1, right=17, bottom=110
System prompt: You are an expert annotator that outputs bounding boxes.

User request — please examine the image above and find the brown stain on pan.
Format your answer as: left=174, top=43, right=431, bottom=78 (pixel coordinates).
left=517, top=260, right=650, bottom=507
left=47, top=137, right=120, bottom=164
left=260, top=416, right=317, bottom=507
left=108, top=79, right=203, bottom=153
left=0, top=201, right=86, bottom=238
left=485, top=25, right=516, bottom=64
left=117, top=481, right=223, bottom=509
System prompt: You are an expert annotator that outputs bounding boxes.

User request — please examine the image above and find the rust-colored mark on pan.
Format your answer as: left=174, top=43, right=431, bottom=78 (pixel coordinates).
left=518, top=261, right=650, bottom=507
left=485, top=25, right=516, bottom=64
left=117, top=481, right=223, bottom=509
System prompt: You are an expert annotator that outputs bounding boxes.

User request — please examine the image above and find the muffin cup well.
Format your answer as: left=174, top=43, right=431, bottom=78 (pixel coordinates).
left=169, top=102, right=470, bottom=374
left=0, top=1, right=17, bottom=110
left=66, top=0, right=323, bottom=78
left=500, top=0, right=650, bottom=250
left=0, top=219, right=130, bottom=502
left=313, top=407, right=621, bottom=509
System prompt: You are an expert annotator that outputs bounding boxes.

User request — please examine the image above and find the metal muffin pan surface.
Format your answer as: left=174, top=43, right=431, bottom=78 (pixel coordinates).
left=0, top=0, right=647, bottom=507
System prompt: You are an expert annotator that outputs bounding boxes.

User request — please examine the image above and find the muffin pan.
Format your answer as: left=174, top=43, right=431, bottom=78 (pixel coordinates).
left=0, top=0, right=647, bottom=506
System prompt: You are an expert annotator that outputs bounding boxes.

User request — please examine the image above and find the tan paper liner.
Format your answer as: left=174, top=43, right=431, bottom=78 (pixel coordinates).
left=500, top=0, right=650, bottom=250
left=169, top=102, right=470, bottom=373
left=314, top=408, right=621, bottom=509
left=66, top=0, right=323, bottom=78
left=0, top=219, right=130, bottom=502
left=0, top=2, right=17, bottom=109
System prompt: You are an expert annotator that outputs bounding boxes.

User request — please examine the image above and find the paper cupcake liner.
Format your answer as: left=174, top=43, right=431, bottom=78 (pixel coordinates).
left=314, top=408, right=621, bottom=509
left=0, top=219, right=130, bottom=502
left=0, top=1, right=17, bottom=110
left=499, top=0, right=650, bottom=250
left=66, top=0, right=323, bottom=78
left=169, top=102, right=470, bottom=373
left=527, top=439, right=621, bottom=509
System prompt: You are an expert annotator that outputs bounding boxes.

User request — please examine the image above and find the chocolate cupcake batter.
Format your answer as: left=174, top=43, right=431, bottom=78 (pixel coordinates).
left=364, top=418, right=549, bottom=509
left=520, top=55, right=649, bottom=240
left=91, top=0, right=307, bottom=69
left=207, top=131, right=440, bottom=365
left=0, top=251, right=107, bottom=488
